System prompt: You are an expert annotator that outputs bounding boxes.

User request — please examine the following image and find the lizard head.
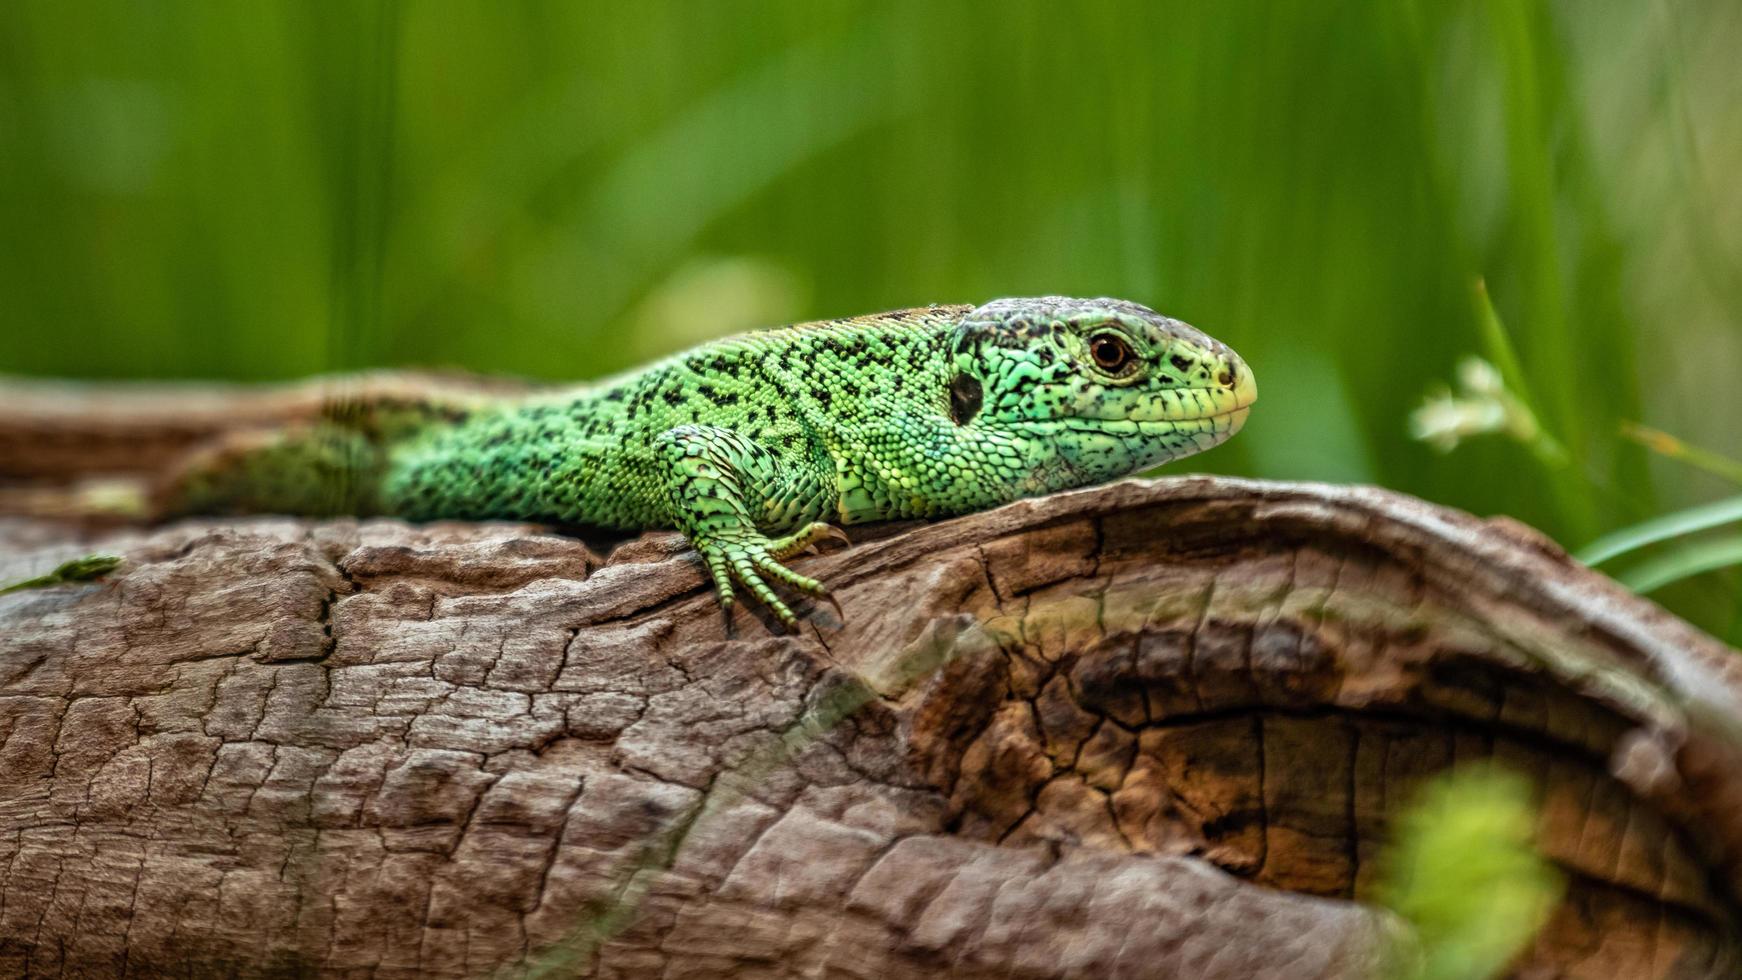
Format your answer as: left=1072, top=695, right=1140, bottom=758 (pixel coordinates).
left=947, top=296, right=1256, bottom=486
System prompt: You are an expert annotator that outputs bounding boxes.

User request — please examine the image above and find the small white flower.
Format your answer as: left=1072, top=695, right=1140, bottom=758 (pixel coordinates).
left=1410, top=387, right=1507, bottom=452
left=1457, top=357, right=1505, bottom=399
left=1410, top=358, right=1543, bottom=453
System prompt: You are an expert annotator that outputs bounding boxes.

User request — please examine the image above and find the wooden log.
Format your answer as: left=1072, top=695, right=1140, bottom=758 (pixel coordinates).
left=2, top=475, right=1739, bottom=978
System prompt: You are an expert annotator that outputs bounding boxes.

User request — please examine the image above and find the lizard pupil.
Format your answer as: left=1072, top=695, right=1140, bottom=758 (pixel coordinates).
left=1090, top=334, right=1134, bottom=373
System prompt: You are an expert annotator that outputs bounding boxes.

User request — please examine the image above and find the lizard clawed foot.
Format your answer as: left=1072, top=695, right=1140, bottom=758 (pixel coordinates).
left=697, top=526, right=836, bottom=629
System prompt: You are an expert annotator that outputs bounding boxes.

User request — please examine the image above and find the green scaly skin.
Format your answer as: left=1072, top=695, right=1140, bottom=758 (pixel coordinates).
left=165, top=297, right=1257, bottom=627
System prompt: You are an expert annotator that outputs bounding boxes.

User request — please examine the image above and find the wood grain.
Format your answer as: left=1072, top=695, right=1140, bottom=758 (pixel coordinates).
left=2, top=476, right=1739, bottom=978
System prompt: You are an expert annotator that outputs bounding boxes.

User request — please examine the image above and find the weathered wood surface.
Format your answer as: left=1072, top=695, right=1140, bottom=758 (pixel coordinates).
left=2, top=476, right=1740, bottom=978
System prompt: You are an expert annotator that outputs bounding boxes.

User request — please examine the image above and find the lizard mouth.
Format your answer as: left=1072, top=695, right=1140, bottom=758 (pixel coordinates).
left=1026, top=401, right=1252, bottom=438
left=1206, top=362, right=1258, bottom=418
left=1152, top=369, right=1257, bottom=430
left=1208, top=404, right=1251, bottom=433
left=1165, top=365, right=1256, bottom=433
left=1070, top=357, right=1258, bottom=427
left=1011, top=369, right=1257, bottom=445
left=1146, top=405, right=1249, bottom=443
left=1194, top=356, right=1258, bottom=416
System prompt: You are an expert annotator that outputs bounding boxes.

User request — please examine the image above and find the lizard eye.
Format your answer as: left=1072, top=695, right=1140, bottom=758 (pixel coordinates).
left=1089, top=333, right=1136, bottom=375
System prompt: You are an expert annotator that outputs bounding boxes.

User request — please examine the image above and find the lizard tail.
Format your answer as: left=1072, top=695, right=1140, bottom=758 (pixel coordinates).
left=0, top=425, right=386, bottom=523
left=152, top=423, right=388, bottom=518
left=0, top=372, right=529, bottom=523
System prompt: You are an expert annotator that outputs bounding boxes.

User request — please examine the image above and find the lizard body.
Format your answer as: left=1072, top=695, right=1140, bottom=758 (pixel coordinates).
left=160, top=296, right=1256, bottom=625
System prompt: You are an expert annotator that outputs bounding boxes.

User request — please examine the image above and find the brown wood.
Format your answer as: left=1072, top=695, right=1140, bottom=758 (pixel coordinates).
left=2, top=475, right=1740, bottom=978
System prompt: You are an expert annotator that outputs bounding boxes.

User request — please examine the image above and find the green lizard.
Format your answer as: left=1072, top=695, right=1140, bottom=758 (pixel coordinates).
left=144, top=296, right=1256, bottom=626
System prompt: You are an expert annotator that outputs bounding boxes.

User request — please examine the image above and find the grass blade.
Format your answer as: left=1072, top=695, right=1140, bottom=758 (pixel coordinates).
left=1617, top=534, right=1742, bottom=594
left=1576, top=496, right=1742, bottom=566
left=1622, top=422, right=1742, bottom=487
left=0, top=554, right=122, bottom=595
left=1471, top=279, right=1537, bottom=417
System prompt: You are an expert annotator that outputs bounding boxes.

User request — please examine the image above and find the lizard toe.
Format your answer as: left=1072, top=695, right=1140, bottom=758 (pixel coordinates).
left=702, top=551, right=737, bottom=609
left=728, top=555, right=797, bottom=626
left=768, top=521, right=849, bottom=560
left=694, top=527, right=831, bottom=629
left=752, top=553, right=828, bottom=597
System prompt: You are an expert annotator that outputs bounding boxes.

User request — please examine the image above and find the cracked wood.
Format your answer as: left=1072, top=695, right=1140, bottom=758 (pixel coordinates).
left=2, top=477, right=1741, bottom=978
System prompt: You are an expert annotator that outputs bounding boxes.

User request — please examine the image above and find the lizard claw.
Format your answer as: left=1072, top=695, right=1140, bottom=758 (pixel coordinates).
left=767, top=521, right=851, bottom=559
left=808, top=525, right=852, bottom=553
left=696, top=528, right=832, bottom=630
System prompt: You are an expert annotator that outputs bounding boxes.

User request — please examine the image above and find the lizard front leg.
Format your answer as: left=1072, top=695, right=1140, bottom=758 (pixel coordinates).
left=653, top=424, right=842, bottom=627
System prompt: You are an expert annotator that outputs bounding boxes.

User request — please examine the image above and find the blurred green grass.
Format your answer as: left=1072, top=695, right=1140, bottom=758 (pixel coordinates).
left=2, top=0, right=1738, bottom=637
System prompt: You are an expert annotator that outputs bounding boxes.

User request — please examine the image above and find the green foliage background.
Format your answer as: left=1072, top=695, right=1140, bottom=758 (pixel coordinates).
left=3, top=1, right=1739, bottom=636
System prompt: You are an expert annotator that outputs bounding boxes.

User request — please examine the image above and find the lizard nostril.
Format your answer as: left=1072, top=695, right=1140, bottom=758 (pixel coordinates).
left=1218, top=365, right=1236, bottom=388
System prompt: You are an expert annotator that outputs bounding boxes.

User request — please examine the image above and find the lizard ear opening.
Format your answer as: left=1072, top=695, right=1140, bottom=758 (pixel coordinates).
left=949, top=374, right=982, bottom=426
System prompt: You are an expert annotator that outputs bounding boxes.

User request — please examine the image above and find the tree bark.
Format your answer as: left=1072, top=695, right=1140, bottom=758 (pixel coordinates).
left=2, top=475, right=1740, bottom=978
